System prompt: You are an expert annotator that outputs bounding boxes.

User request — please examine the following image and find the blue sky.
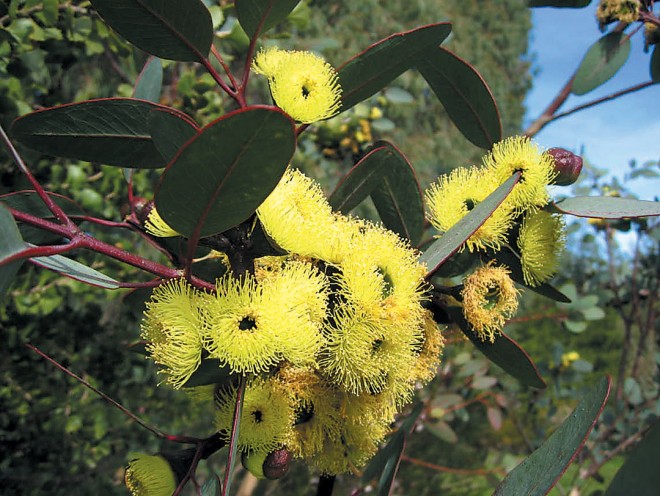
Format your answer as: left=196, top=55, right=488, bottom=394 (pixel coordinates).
left=525, top=6, right=659, bottom=201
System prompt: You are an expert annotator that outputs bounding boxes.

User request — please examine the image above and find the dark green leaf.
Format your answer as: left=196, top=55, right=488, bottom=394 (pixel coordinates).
left=494, top=376, right=611, bottom=495
left=420, top=173, right=520, bottom=277
left=418, top=47, right=501, bottom=149
left=572, top=32, right=631, bottom=96
left=338, top=23, right=452, bottom=112
left=604, top=420, right=660, bottom=496
left=370, top=141, right=425, bottom=245
left=651, top=45, right=660, bottom=83
left=89, top=0, right=213, bottom=61
left=11, top=98, right=195, bottom=168
left=235, top=0, right=300, bottom=39
left=449, top=307, right=546, bottom=388
left=361, top=429, right=406, bottom=496
left=155, top=106, right=295, bottom=238
left=147, top=108, right=199, bottom=163
left=0, top=191, right=85, bottom=220
left=490, top=249, right=571, bottom=303
left=133, top=57, right=163, bottom=102
left=527, top=0, right=591, bottom=7
left=183, top=359, right=233, bottom=388
left=329, top=145, right=389, bottom=213
left=550, top=196, right=660, bottom=219
left=31, top=252, right=120, bottom=289
left=0, top=203, right=25, bottom=298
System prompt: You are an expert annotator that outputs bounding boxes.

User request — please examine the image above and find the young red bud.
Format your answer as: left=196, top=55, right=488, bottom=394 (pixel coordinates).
left=546, top=148, right=583, bottom=186
left=262, top=447, right=292, bottom=480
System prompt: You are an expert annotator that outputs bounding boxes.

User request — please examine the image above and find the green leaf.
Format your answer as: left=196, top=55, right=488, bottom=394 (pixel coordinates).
left=494, top=376, right=611, bottom=495
left=361, top=429, right=406, bottom=496
left=369, top=141, right=425, bottom=245
left=0, top=203, right=25, bottom=298
left=420, top=173, right=520, bottom=277
left=155, top=106, right=295, bottom=238
left=11, top=98, right=195, bottom=168
left=490, top=249, right=571, bottom=303
left=605, top=421, right=660, bottom=496
left=418, top=46, right=501, bottom=149
left=235, top=0, right=300, bottom=39
left=183, top=359, right=232, bottom=388
left=572, top=32, right=631, bottom=96
left=338, top=23, right=452, bottom=112
left=550, top=196, right=660, bottom=219
left=89, top=0, right=213, bottom=62
left=147, top=108, right=199, bottom=163
left=651, top=45, right=660, bottom=83
left=0, top=191, right=85, bottom=220
left=133, top=57, right=163, bottom=102
left=329, top=145, right=389, bottom=213
left=449, top=307, right=546, bottom=389
left=427, top=421, right=459, bottom=444
left=527, top=0, right=591, bottom=7
left=31, top=252, right=120, bottom=289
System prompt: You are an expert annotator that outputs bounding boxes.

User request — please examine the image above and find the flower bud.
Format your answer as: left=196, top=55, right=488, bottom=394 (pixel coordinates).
left=545, top=148, right=583, bottom=186
left=242, top=451, right=267, bottom=479
left=262, top=447, right=292, bottom=480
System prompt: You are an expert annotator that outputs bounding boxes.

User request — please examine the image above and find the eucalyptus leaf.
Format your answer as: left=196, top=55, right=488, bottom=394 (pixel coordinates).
left=572, top=32, right=631, bottom=96
left=155, top=106, right=295, bottom=238
left=11, top=98, right=195, bottom=168
left=0, top=203, right=26, bottom=298
left=31, top=252, right=121, bottom=289
left=550, top=196, right=660, bottom=219
left=338, top=23, right=452, bottom=112
left=133, top=57, right=163, bottom=103
left=527, top=0, right=591, bottom=6
left=494, top=376, right=611, bottom=495
left=234, top=0, right=299, bottom=39
left=418, top=46, right=501, bottom=149
left=90, top=0, right=213, bottom=61
left=651, top=45, right=660, bottom=83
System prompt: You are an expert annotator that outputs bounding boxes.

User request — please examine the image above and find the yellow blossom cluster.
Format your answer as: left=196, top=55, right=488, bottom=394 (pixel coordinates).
left=141, top=169, right=444, bottom=475
left=596, top=0, right=641, bottom=25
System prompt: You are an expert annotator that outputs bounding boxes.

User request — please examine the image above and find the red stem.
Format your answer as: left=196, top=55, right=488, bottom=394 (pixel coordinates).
left=222, top=376, right=246, bottom=496
left=202, top=57, right=244, bottom=107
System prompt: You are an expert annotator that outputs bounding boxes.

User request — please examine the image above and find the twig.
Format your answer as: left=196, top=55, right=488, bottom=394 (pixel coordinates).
left=400, top=455, right=505, bottom=477
left=222, top=375, right=246, bottom=496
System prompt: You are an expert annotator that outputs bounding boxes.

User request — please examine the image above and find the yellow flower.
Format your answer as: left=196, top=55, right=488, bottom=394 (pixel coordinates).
left=517, top=210, right=565, bottom=287
left=253, top=47, right=342, bottom=123
left=482, top=136, right=557, bottom=212
left=273, top=366, right=343, bottom=460
left=596, top=0, right=640, bottom=24
left=257, top=168, right=339, bottom=259
left=561, top=351, right=580, bottom=368
left=461, top=262, right=519, bottom=343
left=125, top=453, right=177, bottom=496
left=141, top=279, right=207, bottom=389
left=215, top=378, right=294, bottom=453
left=411, top=310, right=445, bottom=384
left=144, top=207, right=180, bottom=238
left=426, top=166, right=516, bottom=252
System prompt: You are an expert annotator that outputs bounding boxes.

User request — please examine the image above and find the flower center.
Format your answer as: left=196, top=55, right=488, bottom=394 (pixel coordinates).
left=252, top=409, right=263, bottom=423
left=239, top=316, right=257, bottom=331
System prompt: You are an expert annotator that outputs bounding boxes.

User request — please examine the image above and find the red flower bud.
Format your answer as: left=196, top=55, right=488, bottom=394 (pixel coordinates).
left=262, top=448, right=292, bottom=480
left=546, top=148, right=583, bottom=186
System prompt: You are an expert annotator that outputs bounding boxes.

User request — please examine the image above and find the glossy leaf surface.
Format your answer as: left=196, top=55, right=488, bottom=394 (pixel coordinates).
left=362, top=429, right=406, bottom=496
left=449, top=307, right=546, bottom=389
left=329, top=145, right=389, bottom=213
left=11, top=98, right=195, bottom=168
left=0, top=191, right=85, bottom=220
left=550, top=196, right=660, bottom=219
left=31, top=252, right=120, bottom=289
left=420, top=173, right=519, bottom=277
left=572, top=32, right=630, bottom=96
left=418, top=47, right=501, bottom=149
left=235, top=0, right=299, bottom=38
left=147, top=109, right=199, bottom=163
left=369, top=141, right=425, bottom=245
left=0, top=203, right=26, bottom=297
left=90, top=0, right=213, bottom=61
left=155, top=107, right=295, bottom=238
left=494, top=376, right=611, bottom=495
left=604, top=420, right=660, bottom=496
left=338, top=23, right=452, bottom=112
left=133, top=57, right=163, bottom=102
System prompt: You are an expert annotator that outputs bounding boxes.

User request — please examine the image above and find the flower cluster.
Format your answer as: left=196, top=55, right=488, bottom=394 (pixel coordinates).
left=596, top=0, right=641, bottom=26
left=141, top=169, right=443, bottom=475
left=425, top=136, right=567, bottom=341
